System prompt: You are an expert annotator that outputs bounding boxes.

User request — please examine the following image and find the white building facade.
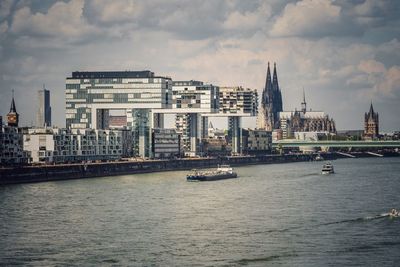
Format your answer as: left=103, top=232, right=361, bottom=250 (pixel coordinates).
left=23, top=128, right=133, bottom=163
left=171, top=80, right=219, bottom=156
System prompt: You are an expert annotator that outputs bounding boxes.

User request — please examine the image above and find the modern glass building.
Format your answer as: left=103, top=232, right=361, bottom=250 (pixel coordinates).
left=66, top=71, right=172, bottom=157
left=171, top=80, right=219, bottom=156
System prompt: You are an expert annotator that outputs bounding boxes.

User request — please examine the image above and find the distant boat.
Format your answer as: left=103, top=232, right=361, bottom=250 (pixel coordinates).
left=389, top=209, right=399, bottom=218
left=322, top=162, right=334, bottom=174
left=187, top=165, right=238, bottom=181
left=315, top=154, right=324, bottom=161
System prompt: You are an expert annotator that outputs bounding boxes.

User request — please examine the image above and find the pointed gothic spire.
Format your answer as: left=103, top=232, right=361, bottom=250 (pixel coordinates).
left=265, top=62, right=272, bottom=90
left=272, top=62, right=279, bottom=91
left=369, top=101, right=374, bottom=115
left=10, top=89, right=17, bottom=113
left=301, top=88, right=307, bottom=113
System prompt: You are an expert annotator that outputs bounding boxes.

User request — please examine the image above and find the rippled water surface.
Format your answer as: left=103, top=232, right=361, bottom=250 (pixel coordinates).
left=1, top=157, right=400, bottom=266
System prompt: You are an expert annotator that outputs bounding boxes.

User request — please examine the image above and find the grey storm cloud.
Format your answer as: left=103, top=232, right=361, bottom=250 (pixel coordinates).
left=0, top=0, right=399, bottom=131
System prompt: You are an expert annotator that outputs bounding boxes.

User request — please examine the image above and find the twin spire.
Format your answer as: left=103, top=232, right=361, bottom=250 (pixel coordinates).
left=265, top=62, right=279, bottom=93
left=260, top=62, right=283, bottom=130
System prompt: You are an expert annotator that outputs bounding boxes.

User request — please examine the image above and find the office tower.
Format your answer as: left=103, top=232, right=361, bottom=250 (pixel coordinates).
left=37, top=85, right=51, bottom=127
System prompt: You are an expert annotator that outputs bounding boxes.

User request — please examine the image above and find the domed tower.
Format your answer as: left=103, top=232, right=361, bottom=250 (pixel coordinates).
left=7, top=90, right=19, bottom=127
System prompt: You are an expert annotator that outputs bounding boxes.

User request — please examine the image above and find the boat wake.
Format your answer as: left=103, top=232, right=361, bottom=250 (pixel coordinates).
left=252, top=212, right=396, bottom=236
left=320, top=213, right=391, bottom=227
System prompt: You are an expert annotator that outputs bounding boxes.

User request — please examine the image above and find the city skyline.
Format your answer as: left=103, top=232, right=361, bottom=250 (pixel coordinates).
left=0, top=0, right=399, bottom=131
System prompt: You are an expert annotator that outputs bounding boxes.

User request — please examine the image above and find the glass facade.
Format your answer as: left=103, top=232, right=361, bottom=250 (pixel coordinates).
left=66, top=71, right=172, bottom=129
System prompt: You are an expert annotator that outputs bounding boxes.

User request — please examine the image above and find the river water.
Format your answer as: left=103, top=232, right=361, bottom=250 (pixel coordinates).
left=1, top=157, right=400, bottom=266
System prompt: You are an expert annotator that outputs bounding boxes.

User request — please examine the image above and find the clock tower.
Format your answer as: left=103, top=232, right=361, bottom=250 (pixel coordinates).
left=7, top=90, right=19, bottom=127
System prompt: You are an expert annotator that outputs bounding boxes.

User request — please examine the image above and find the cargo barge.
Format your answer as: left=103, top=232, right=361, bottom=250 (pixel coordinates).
left=187, top=165, right=237, bottom=181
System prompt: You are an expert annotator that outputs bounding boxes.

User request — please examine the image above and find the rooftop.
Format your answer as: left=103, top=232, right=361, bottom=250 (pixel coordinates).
left=68, top=71, right=158, bottom=79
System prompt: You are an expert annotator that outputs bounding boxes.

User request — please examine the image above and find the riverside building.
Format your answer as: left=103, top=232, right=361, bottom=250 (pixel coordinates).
left=23, top=127, right=133, bottom=164
left=0, top=95, right=29, bottom=165
left=215, top=86, right=258, bottom=155
left=241, top=129, right=272, bottom=155
left=151, top=128, right=180, bottom=159
left=171, top=80, right=219, bottom=156
left=65, top=71, right=172, bottom=157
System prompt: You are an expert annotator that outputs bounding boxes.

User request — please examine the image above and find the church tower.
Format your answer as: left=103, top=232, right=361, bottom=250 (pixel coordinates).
left=7, top=90, right=19, bottom=127
left=364, top=102, right=379, bottom=139
left=257, top=62, right=283, bottom=130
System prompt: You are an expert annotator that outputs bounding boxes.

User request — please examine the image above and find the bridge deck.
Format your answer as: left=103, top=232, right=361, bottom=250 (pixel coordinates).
left=272, top=140, right=400, bottom=148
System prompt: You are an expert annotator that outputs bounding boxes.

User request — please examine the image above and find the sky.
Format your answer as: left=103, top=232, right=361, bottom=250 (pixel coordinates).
left=0, top=0, right=399, bottom=131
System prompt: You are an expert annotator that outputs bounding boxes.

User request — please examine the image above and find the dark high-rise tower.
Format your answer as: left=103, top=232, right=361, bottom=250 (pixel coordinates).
left=258, top=62, right=283, bottom=130
left=37, top=85, right=52, bottom=127
left=7, top=90, right=19, bottom=127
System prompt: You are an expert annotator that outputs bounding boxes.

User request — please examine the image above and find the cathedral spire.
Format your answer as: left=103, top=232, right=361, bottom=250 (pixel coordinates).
left=265, top=62, right=272, bottom=90
left=369, top=101, right=374, bottom=115
left=272, top=62, right=279, bottom=91
left=301, top=88, right=307, bottom=113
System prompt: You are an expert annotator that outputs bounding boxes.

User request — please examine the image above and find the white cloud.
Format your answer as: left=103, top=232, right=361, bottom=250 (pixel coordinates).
left=223, top=3, right=271, bottom=31
left=270, top=0, right=343, bottom=37
left=1, top=0, right=400, bottom=130
left=11, top=0, right=99, bottom=41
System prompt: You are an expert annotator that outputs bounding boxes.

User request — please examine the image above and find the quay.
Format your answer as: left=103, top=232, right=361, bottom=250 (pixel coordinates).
left=1, top=151, right=399, bottom=185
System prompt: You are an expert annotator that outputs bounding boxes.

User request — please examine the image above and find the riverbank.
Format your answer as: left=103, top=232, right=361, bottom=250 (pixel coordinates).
left=1, top=151, right=398, bottom=185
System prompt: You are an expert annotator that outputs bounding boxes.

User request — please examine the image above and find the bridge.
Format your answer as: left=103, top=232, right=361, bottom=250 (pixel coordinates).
left=272, top=140, right=400, bottom=148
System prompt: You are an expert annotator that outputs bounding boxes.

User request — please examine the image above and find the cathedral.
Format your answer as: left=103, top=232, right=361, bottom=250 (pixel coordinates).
left=364, top=102, right=379, bottom=139
left=257, top=62, right=283, bottom=131
left=279, top=90, right=336, bottom=139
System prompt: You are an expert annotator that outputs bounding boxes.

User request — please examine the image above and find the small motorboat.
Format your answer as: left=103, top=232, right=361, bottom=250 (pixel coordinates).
left=314, top=154, right=324, bottom=161
left=322, top=162, right=334, bottom=174
left=389, top=209, right=399, bottom=218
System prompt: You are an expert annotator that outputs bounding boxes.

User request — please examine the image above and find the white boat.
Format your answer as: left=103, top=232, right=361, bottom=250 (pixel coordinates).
left=322, top=162, right=334, bottom=174
left=315, top=154, right=324, bottom=161
left=389, top=209, right=399, bottom=218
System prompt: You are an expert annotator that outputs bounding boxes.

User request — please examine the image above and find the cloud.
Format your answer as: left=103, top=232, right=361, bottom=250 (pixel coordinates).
left=270, top=0, right=341, bottom=37
left=11, top=0, right=99, bottom=43
left=374, top=66, right=400, bottom=96
left=1, top=0, right=400, bottom=130
left=350, top=59, right=400, bottom=97
left=222, top=3, right=271, bottom=32
left=83, top=0, right=139, bottom=25
left=358, top=59, right=386, bottom=74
